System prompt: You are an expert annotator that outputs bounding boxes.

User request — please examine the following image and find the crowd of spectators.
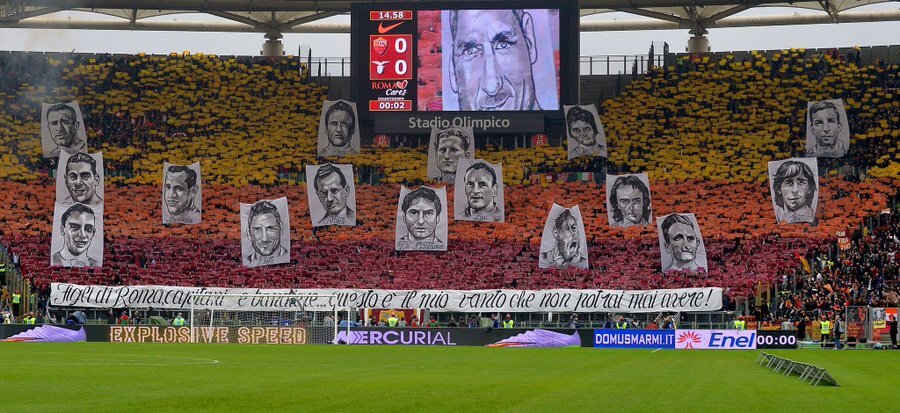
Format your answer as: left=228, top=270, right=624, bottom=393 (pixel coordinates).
left=0, top=48, right=896, bottom=315
left=1, top=49, right=895, bottom=186
left=774, top=206, right=899, bottom=324
left=612, top=48, right=897, bottom=182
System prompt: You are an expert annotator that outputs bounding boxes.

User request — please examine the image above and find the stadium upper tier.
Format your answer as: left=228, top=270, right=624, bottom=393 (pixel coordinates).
left=606, top=50, right=897, bottom=182
left=0, top=49, right=896, bottom=185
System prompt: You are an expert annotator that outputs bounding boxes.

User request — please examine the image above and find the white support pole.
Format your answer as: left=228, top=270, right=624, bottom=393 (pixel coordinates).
left=189, top=298, right=195, bottom=343
left=333, top=305, right=338, bottom=344
left=207, top=308, right=214, bottom=343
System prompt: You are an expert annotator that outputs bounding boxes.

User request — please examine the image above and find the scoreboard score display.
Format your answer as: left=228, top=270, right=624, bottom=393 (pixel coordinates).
left=351, top=0, right=579, bottom=133
left=367, top=10, right=414, bottom=112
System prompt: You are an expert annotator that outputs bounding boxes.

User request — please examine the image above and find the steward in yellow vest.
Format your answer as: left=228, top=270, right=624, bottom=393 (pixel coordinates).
left=172, top=313, right=186, bottom=326
left=11, top=292, right=21, bottom=317
left=820, top=319, right=831, bottom=342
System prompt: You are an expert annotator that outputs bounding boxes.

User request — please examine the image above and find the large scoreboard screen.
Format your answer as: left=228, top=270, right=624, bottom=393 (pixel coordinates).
left=351, top=0, right=579, bottom=133
left=367, top=9, right=415, bottom=112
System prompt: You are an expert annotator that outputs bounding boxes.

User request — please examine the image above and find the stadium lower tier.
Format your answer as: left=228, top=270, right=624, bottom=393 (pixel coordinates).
left=4, top=177, right=895, bottom=299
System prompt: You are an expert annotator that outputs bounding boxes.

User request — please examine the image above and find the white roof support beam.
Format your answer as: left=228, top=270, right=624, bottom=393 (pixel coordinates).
left=277, top=11, right=339, bottom=31
left=205, top=10, right=261, bottom=28
left=705, top=4, right=754, bottom=23
left=615, top=7, right=688, bottom=24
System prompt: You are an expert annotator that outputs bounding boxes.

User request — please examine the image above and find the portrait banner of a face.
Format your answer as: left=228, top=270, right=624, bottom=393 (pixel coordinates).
left=605, top=173, right=652, bottom=228
left=767, top=157, right=819, bottom=224
left=305, top=163, right=357, bottom=227
left=565, top=105, right=608, bottom=160
left=50, top=202, right=103, bottom=268
left=427, top=126, right=475, bottom=182
left=656, top=213, right=707, bottom=273
left=805, top=99, right=850, bottom=158
left=454, top=159, right=504, bottom=223
left=539, top=204, right=588, bottom=270
left=56, top=151, right=104, bottom=208
left=395, top=186, right=448, bottom=252
left=441, top=9, right=560, bottom=111
left=41, top=101, right=88, bottom=158
left=317, top=99, right=360, bottom=158
left=162, top=162, right=202, bottom=225
left=240, top=197, right=291, bottom=268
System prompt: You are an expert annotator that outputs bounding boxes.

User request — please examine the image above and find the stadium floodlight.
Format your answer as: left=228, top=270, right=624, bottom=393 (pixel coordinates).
left=188, top=293, right=352, bottom=345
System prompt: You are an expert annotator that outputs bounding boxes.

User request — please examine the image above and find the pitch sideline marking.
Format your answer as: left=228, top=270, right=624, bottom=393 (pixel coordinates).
left=8, top=351, right=220, bottom=366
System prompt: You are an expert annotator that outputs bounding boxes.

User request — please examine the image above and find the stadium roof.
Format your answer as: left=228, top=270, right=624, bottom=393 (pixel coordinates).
left=0, top=0, right=897, bottom=34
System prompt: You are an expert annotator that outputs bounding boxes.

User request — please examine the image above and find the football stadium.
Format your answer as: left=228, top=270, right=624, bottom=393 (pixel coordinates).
left=0, top=0, right=898, bottom=411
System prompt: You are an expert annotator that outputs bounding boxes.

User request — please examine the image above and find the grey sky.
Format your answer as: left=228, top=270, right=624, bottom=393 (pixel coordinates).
left=0, top=5, right=895, bottom=62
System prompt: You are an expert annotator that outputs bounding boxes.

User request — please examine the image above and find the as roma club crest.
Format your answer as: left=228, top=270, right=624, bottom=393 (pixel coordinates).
left=373, top=37, right=388, bottom=56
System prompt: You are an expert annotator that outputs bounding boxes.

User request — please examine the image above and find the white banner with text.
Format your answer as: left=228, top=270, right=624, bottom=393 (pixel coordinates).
left=50, top=283, right=723, bottom=313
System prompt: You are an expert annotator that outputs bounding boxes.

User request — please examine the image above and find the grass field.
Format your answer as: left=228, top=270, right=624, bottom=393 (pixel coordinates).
left=4, top=343, right=899, bottom=412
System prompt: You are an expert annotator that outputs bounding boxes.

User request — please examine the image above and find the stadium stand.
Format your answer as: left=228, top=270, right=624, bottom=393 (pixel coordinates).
left=773, top=208, right=899, bottom=322
left=0, top=48, right=896, bottom=307
left=605, top=49, right=897, bottom=182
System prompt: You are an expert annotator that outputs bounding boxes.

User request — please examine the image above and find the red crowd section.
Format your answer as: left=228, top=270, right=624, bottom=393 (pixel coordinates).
left=5, top=177, right=894, bottom=298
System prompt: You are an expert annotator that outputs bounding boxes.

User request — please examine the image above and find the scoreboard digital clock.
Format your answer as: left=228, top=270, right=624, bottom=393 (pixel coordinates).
left=369, top=99, right=412, bottom=111
left=369, top=10, right=413, bottom=21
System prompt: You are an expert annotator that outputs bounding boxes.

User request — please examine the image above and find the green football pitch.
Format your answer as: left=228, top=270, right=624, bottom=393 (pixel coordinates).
left=4, top=343, right=898, bottom=412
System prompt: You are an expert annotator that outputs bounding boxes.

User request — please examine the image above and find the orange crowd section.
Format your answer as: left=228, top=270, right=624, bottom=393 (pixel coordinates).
left=1, top=178, right=894, bottom=243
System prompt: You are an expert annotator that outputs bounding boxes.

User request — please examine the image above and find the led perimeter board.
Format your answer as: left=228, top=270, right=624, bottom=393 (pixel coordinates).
left=350, top=0, right=579, bottom=133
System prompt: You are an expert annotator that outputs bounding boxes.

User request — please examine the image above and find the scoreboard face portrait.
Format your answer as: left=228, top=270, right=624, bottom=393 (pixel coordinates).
left=353, top=1, right=577, bottom=117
